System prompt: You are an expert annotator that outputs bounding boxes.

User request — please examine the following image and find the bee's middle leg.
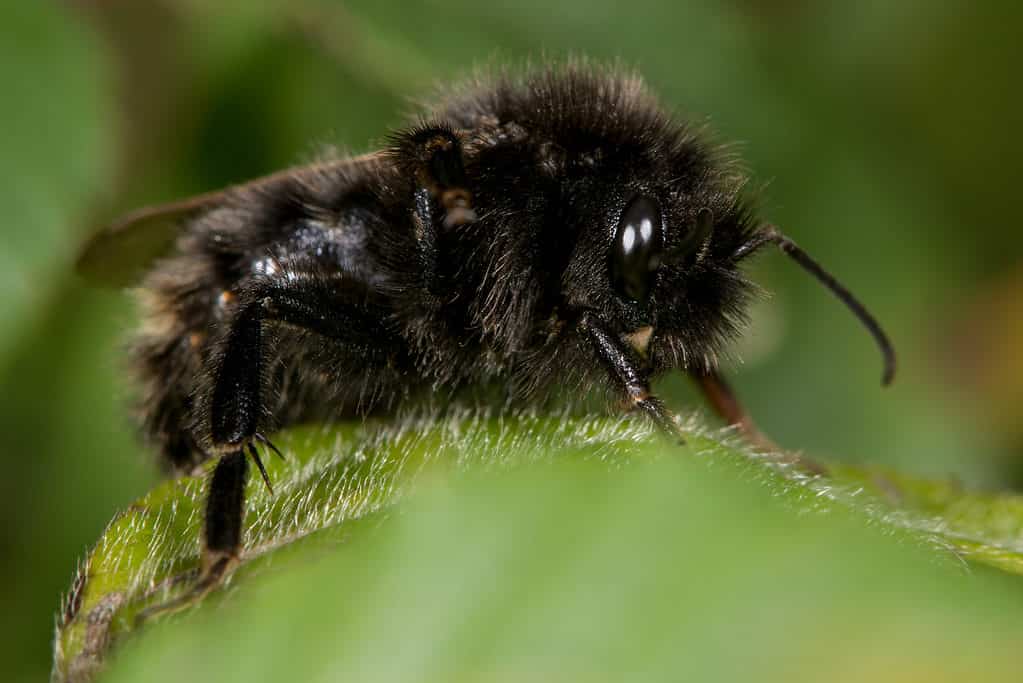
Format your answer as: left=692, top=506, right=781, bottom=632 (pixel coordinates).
left=393, top=125, right=476, bottom=296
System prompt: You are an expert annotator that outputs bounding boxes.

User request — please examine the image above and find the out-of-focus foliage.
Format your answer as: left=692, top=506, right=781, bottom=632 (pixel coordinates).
left=0, top=5, right=112, bottom=357
left=2, top=2, right=1022, bottom=681
left=59, top=417, right=1023, bottom=682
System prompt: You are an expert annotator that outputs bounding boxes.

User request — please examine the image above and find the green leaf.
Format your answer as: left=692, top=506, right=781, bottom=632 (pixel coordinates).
left=53, top=415, right=1023, bottom=682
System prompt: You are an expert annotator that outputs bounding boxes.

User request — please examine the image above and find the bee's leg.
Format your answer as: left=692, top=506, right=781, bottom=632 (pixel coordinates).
left=579, top=315, right=683, bottom=441
left=208, top=263, right=389, bottom=454
left=200, top=449, right=249, bottom=581
left=141, top=263, right=390, bottom=621
left=393, top=126, right=476, bottom=293
left=689, top=370, right=776, bottom=451
left=135, top=450, right=248, bottom=625
left=690, top=370, right=826, bottom=474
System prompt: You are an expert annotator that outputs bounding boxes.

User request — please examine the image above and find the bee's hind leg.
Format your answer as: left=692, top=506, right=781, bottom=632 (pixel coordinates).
left=135, top=451, right=249, bottom=625
left=200, top=449, right=249, bottom=586
left=136, top=260, right=397, bottom=625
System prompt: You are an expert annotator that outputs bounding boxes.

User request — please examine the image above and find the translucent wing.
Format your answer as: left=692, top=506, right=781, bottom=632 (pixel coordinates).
left=76, top=154, right=384, bottom=287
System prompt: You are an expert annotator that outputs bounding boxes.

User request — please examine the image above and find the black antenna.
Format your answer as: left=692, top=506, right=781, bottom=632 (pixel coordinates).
left=735, top=225, right=896, bottom=386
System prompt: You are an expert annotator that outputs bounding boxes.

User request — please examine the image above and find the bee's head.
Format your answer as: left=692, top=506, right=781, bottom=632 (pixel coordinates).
left=605, top=191, right=722, bottom=370
left=561, top=166, right=763, bottom=377
left=440, top=63, right=894, bottom=385
left=576, top=173, right=895, bottom=385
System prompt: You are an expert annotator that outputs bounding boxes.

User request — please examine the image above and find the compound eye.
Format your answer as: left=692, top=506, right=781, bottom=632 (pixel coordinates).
left=610, top=194, right=663, bottom=302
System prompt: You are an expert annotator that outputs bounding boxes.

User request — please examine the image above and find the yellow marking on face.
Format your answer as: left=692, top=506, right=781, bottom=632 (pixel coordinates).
left=626, top=325, right=654, bottom=357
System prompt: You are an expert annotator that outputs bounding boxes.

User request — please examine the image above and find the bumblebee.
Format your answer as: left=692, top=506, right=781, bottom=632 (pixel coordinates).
left=80, top=63, right=894, bottom=607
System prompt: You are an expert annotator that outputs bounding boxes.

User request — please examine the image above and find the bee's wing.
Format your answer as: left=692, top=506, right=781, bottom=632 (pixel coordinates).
left=76, top=153, right=386, bottom=287
left=76, top=189, right=227, bottom=287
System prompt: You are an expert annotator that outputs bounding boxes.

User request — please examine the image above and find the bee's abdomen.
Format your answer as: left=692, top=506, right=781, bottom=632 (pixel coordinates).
left=130, top=254, right=224, bottom=474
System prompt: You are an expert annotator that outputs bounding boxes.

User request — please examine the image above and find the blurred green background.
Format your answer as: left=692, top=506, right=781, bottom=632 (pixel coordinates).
left=2, top=2, right=1022, bottom=680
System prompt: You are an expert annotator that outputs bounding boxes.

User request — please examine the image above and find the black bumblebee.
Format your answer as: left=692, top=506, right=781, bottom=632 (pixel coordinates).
left=79, top=63, right=894, bottom=606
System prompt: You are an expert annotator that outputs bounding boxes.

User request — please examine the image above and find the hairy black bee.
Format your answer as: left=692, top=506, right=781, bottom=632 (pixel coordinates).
left=79, top=63, right=894, bottom=607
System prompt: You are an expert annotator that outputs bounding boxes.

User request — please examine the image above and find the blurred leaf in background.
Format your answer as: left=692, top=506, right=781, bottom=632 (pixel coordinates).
left=1, top=1, right=1022, bottom=681
left=0, top=4, right=112, bottom=358
left=0, top=6, right=149, bottom=683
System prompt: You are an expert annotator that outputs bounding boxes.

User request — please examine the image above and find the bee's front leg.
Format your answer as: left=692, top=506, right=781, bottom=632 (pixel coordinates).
left=689, top=369, right=776, bottom=451
left=689, top=369, right=826, bottom=475
left=578, top=314, right=683, bottom=441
